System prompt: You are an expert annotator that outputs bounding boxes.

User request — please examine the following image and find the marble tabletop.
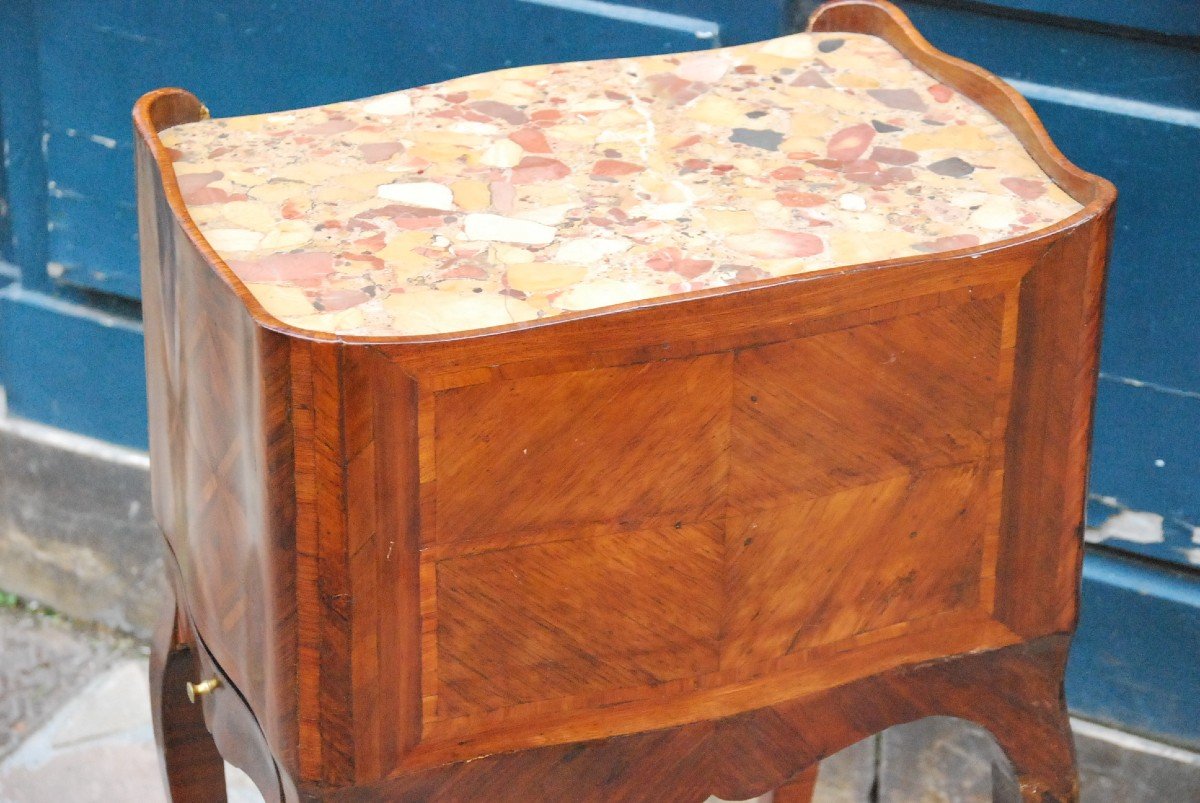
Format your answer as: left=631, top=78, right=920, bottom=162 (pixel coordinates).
left=159, top=32, right=1081, bottom=337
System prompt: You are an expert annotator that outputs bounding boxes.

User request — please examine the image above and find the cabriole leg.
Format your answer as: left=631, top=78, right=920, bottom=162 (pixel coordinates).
left=772, top=764, right=818, bottom=803
left=989, top=697, right=1078, bottom=803
left=150, top=581, right=228, bottom=803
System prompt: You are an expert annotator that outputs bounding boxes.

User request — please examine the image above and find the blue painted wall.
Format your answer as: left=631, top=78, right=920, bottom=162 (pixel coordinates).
left=1, top=0, right=1197, bottom=746
left=0, top=0, right=786, bottom=445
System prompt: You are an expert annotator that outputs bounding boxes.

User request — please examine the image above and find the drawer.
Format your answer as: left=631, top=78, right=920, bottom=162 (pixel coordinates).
left=187, top=625, right=286, bottom=800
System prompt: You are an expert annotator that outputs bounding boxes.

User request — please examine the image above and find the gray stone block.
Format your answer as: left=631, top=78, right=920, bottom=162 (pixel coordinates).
left=0, top=417, right=162, bottom=638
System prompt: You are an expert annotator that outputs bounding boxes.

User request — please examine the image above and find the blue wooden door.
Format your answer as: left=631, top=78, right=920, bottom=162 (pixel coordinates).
left=896, top=0, right=1200, bottom=748
left=0, top=0, right=787, bottom=446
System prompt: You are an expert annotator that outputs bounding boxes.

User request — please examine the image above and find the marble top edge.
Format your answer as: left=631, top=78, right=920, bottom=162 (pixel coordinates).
left=159, top=31, right=1083, bottom=337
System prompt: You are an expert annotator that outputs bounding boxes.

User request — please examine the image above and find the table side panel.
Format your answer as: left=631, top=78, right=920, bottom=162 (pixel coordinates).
left=137, top=140, right=299, bottom=772
left=996, top=208, right=1113, bottom=636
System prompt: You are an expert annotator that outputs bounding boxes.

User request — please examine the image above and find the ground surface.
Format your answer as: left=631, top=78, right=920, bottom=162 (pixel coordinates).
left=0, top=603, right=1196, bottom=802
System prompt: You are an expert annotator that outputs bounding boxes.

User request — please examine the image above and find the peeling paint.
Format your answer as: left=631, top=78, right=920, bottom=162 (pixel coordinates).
left=1085, top=509, right=1165, bottom=545
left=45, top=181, right=87, bottom=201
left=90, top=23, right=157, bottom=45
left=1178, top=548, right=1200, bottom=565
left=1098, top=371, right=1200, bottom=400
left=61, top=128, right=120, bottom=149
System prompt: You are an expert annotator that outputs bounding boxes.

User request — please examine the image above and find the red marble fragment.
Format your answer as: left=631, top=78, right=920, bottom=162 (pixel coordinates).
left=795, top=212, right=833, bottom=227
left=681, top=158, right=710, bottom=173
left=232, top=251, right=335, bottom=283
left=341, top=253, right=384, bottom=270
left=490, top=181, right=516, bottom=213
left=357, top=204, right=448, bottom=229
left=509, top=127, right=552, bottom=154
left=358, top=142, right=405, bottom=163
left=672, top=134, right=702, bottom=150
left=512, top=156, right=571, bottom=183
left=302, top=118, right=356, bottom=135
left=646, top=73, right=706, bottom=105
left=732, top=264, right=770, bottom=281
left=646, top=247, right=714, bottom=279
left=844, top=159, right=910, bottom=186
left=776, top=191, right=827, bottom=207
left=827, top=123, right=875, bottom=161
left=913, top=234, right=981, bottom=253
left=315, top=288, right=370, bottom=312
left=166, top=147, right=185, bottom=161
left=770, top=166, right=807, bottom=181
left=353, top=231, right=386, bottom=250
left=442, top=91, right=469, bottom=104
left=870, top=146, right=918, bottom=166
left=281, top=199, right=309, bottom=220
left=442, top=259, right=490, bottom=279
left=177, top=170, right=222, bottom=196
left=470, top=100, right=528, bottom=125
left=591, top=159, right=644, bottom=177
left=530, top=109, right=563, bottom=123
left=729, top=229, right=824, bottom=258
left=1001, top=176, right=1046, bottom=200
left=185, top=186, right=241, bottom=205
left=928, top=84, right=954, bottom=103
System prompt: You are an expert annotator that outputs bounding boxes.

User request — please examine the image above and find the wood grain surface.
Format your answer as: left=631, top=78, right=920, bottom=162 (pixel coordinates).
left=136, top=1, right=1115, bottom=800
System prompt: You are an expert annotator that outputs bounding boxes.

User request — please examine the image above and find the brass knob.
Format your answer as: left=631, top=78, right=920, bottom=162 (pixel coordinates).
left=186, top=677, right=220, bottom=703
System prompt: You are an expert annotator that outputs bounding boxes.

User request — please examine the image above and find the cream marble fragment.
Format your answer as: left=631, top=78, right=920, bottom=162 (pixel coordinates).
left=160, top=32, right=1082, bottom=337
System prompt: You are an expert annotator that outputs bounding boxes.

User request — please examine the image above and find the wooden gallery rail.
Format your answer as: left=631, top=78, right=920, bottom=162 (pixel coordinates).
left=133, top=1, right=1114, bottom=800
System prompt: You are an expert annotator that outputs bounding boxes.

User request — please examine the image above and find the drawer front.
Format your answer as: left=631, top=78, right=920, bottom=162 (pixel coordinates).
left=189, top=628, right=286, bottom=801
left=409, top=284, right=1025, bottom=759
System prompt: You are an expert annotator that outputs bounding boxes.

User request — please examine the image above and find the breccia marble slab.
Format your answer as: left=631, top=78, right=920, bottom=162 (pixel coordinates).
left=160, top=32, right=1081, bottom=336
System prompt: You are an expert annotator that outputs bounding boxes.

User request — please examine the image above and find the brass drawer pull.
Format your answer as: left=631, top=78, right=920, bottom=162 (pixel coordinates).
left=186, top=677, right=220, bottom=703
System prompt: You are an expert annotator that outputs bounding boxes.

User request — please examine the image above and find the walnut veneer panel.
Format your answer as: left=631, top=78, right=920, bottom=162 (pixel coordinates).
left=436, top=521, right=724, bottom=718
left=423, top=293, right=1004, bottom=732
left=723, top=464, right=989, bottom=663
left=433, top=354, right=731, bottom=544
left=137, top=135, right=298, bottom=773
left=731, top=295, right=1002, bottom=506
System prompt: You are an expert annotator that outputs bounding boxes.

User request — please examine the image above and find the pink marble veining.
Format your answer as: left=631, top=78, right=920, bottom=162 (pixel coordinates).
left=159, top=32, right=1081, bottom=337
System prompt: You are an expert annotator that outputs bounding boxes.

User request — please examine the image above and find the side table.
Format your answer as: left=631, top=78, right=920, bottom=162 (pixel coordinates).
left=134, top=1, right=1114, bottom=800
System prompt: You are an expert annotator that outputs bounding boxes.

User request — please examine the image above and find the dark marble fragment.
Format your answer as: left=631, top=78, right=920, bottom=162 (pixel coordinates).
left=730, top=128, right=784, bottom=151
left=928, top=157, right=975, bottom=177
left=867, top=88, right=926, bottom=112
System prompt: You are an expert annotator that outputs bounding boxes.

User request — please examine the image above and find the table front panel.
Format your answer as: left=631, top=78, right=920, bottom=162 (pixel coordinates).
left=414, top=288, right=1014, bottom=748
